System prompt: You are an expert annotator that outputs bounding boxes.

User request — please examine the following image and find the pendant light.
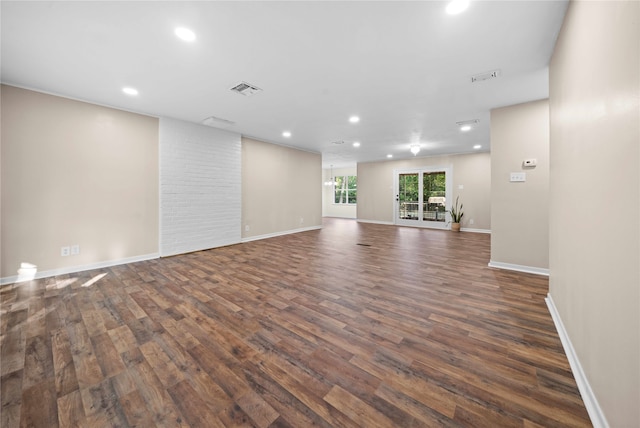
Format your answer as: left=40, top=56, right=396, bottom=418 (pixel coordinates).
left=324, top=165, right=337, bottom=186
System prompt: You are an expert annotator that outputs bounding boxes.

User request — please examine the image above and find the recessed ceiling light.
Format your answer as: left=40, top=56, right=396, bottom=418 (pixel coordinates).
left=122, top=87, right=138, bottom=96
left=175, top=27, right=196, bottom=42
left=460, top=125, right=472, bottom=132
left=446, top=0, right=470, bottom=15
left=387, top=154, right=393, bottom=158
left=282, top=131, right=291, bottom=138
left=349, top=116, right=360, bottom=123
left=353, top=142, right=361, bottom=147
left=473, top=144, right=482, bottom=149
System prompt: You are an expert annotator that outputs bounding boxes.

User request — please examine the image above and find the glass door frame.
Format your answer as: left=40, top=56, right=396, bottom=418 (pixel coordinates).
left=393, top=166, right=453, bottom=230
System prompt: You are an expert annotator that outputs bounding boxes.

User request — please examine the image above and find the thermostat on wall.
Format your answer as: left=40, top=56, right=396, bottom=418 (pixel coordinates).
left=523, top=158, right=537, bottom=167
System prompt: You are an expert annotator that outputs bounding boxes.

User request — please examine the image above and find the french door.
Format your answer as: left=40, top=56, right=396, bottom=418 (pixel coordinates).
left=394, top=167, right=452, bottom=229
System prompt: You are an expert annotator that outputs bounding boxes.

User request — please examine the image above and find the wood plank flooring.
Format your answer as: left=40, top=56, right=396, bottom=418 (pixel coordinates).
left=1, top=218, right=592, bottom=427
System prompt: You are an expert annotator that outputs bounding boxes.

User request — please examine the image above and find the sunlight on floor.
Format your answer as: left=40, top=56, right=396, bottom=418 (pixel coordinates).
left=16, top=262, right=37, bottom=282
left=81, top=272, right=107, bottom=287
left=46, top=278, right=77, bottom=290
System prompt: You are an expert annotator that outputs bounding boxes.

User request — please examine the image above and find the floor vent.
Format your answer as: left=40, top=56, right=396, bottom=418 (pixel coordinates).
left=230, top=81, right=262, bottom=96
left=357, top=243, right=372, bottom=247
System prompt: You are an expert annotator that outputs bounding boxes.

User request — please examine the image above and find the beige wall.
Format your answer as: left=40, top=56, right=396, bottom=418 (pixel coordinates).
left=242, top=137, right=322, bottom=239
left=357, top=152, right=491, bottom=231
left=1, top=85, right=159, bottom=280
left=490, top=99, right=550, bottom=271
left=323, top=166, right=357, bottom=219
left=549, top=1, right=639, bottom=426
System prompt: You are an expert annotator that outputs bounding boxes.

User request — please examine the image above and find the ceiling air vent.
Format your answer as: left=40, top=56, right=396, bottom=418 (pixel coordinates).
left=471, top=69, right=501, bottom=83
left=202, top=116, right=235, bottom=128
left=230, top=81, right=262, bottom=96
left=456, top=119, right=480, bottom=126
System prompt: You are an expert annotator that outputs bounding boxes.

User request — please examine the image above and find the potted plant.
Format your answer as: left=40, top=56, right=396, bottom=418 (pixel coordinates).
left=448, top=196, right=463, bottom=232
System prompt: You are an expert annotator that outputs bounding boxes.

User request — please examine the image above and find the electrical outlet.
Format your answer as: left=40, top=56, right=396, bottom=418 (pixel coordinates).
left=61, top=246, right=70, bottom=257
left=300, top=217, right=304, bottom=224
left=469, top=219, right=474, bottom=225
left=71, top=244, right=80, bottom=255
left=245, top=225, right=250, bottom=232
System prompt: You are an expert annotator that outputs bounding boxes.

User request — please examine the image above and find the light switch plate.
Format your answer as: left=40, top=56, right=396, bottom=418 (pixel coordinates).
left=510, top=172, right=526, bottom=182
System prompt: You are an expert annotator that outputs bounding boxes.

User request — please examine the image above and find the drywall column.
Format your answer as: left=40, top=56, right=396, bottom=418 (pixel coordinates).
left=490, top=99, right=550, bottom=274
left=548, top=1, right=639, bottom=426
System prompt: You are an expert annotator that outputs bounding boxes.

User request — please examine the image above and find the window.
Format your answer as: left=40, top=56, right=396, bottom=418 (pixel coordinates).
left=334, top=175, right=357, bottom=204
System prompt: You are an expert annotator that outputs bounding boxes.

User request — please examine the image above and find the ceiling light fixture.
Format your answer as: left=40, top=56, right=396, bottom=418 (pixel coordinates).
left=446, top=0, right=470, bottom=15
left=122, top=87, right=138, bottom=96
left=353, top=142, right=361, bottom=148
left=410, top=143, right=421, bottom=156
left=349, top=116, right=360, bottom=123
left=175, top=27, right=196, bottom=42
left=456, top=119, right=479, bottom=132
left=473, top=144, right=482, bottom=149
left=387, top=154, right=393, bottom=158
left=282, top=131, right=291, bottom=138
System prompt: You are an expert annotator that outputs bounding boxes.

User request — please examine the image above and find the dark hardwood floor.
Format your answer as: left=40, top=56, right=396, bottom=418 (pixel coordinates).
left=1, top=218, right=591, bottom=427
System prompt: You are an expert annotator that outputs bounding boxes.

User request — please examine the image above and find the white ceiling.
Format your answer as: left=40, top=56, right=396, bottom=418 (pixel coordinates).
left=1, top=1, right=568, bottom=168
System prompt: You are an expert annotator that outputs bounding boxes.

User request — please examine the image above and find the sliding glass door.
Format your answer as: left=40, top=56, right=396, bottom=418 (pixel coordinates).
left=397, top=172, right=420, bottom=223
left=394, top=167, right=452, bottom=229
left=422, top=171, right=447, bottom=223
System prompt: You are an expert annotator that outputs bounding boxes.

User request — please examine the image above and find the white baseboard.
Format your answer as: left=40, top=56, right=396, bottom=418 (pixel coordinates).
left=545, top=294, right=608, bottom=428
left=488, top=260, right=549, bottom=276
left=355, top=219, right=490, bottom=234
left=460, top=227, right=491, bottom=234
left=356, top=219, right=395, bottom=226
left=241, top=225, right=322, bottom=243
left=0, top=253, right=160, bottom=286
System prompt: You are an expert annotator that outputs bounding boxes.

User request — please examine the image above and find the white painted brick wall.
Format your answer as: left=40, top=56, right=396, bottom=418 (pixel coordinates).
left=159, top=118, right=241, bottom=257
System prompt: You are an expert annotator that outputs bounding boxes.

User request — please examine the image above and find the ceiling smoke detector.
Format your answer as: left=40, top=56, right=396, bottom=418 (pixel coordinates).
left=202, top=116, right=235, bottom=128
left=230, top=81, right=262, bottom=96
left=471, top=69, right=501, bottom=83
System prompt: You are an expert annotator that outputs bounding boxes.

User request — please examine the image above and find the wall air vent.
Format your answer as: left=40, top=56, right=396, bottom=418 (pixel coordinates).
left=332, top=140, right=345, bottom=145
left=230, top=81, right=262, bottom=96
left=202, top=116, right=235, bottom=128
left=471, top=69, right=501, bottom=83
